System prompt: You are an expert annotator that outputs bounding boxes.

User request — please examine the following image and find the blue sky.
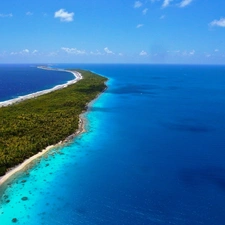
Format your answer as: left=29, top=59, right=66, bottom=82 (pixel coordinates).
left=0, top=0, right=225, bottom=64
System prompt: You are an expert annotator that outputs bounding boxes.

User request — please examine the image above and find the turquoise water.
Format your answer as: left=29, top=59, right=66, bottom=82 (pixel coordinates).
left=1, top=64, right=225, bottom=224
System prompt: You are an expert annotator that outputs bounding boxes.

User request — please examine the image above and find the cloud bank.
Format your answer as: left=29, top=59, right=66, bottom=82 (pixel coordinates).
left=61, top=47, right=86, bottom=54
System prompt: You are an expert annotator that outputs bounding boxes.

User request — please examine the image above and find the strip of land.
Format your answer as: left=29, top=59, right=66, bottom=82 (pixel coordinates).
left=0, top=68, right=82, bottom=108
left=0, top=68, right=107, bottom=185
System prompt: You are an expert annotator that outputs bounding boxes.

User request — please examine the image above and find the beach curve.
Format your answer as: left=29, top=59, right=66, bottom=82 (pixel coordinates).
left=0, top=67, right=83, bottom=187
left=0, top=67, right=82, bottom=108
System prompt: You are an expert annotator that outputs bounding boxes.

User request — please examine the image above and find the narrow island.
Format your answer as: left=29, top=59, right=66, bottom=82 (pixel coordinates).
left=0, top=69, right=107, bottom=178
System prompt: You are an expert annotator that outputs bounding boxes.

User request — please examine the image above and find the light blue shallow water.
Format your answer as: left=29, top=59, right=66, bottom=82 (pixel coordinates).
left=1, top=64, right=225, bottom=224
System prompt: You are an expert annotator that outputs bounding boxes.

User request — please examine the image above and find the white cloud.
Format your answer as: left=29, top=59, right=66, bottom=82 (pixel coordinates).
left=104, top=47, right=114, bottom=54
left=168, top=50, right=180, bottom=55
left=22, top=49, right=29, bottom=54
left=179, top=0, right=193, bottom=7
left=162, top=0, right=173, bottom=8
left=136, top=24, right=144, bottom=28
left=76, top=50, right=86, bottom=55
left=90, top=50, right=103, bottom=55
left=11, top=49, right=30, bottom=55
left=48, top=52, right=58, bottom=57
left=134, top=1, right=142, bottom=8
left=160, top=15, right=165, bottom=19
left=10, top=49, right=40, bottom=56
left=189, top=50, right=195, bottom=55
left=142, top=8, right=148, bottom=15
left=61, top=47, right=86, bottom=55
left=0, top=13, right=13, bottom=18
left=140, top=50, right=147, bottom=56
left=26, top=12, right=33, bottom=16
left=54, top=9, right=74, bottom=22
left=210, top=18, right=225, bottom=27
left=181, top=50, right=195, bottom=56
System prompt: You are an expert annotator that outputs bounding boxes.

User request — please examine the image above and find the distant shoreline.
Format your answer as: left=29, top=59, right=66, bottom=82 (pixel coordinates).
left=0, top=67, right=82, bottom=108
left=0, top=67, right=83, bottom=186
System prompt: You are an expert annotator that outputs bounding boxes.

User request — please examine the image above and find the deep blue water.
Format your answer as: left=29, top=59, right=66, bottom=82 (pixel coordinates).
left=0, top=64, right=74, bottom=102
left=1, top=64, right=225, bottom=224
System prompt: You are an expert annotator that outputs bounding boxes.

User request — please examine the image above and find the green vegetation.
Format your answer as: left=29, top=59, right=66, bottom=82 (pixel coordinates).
left=0, top=70, right=107, bottom=176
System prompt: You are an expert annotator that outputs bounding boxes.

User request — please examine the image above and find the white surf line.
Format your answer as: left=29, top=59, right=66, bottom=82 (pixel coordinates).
left=0, top=68, right=82, bottom=108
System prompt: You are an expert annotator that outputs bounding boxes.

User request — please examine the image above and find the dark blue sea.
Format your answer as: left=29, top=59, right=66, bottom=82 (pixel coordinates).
left=1, top=64, right=225, bottom=225
left=0, top=64, right=74, bottom=102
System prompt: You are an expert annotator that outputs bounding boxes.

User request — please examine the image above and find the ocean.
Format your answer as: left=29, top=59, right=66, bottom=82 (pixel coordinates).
left=0, top=64, right=225, bottom=224
left=0, top=64, right=74, bottom=102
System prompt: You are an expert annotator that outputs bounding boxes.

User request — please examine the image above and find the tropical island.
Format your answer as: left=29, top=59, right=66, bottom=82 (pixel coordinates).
left=0, top=69, right=107, bottom=176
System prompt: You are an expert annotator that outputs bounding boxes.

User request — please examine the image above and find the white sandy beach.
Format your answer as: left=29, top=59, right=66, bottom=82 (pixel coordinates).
left=0, top=68, right=82, bottom=108
left=0, top=67, right=83, bottom=186
left=0, top=117, right=85, bottom=187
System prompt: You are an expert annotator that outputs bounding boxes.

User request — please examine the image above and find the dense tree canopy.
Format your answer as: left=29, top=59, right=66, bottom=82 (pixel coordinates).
left=0, top=70, right=107, bottom=176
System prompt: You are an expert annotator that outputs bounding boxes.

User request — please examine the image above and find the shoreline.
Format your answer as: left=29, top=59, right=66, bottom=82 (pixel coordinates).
left=0, top=67, right=84, bottom=186
left=0, top=115, right=86, bottom=187
left=0, top=89, right=106, bottom=187
left=0, top=67, right=82, bottom=108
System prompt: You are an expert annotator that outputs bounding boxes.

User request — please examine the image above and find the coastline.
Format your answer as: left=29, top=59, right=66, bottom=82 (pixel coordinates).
left=0, top=69, right=108, bottom=188
left=0, top=115, right=86, bottom=187
left=0, top=67, right=83, bottom=186
left=0, top=68, right=82, bottom=108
